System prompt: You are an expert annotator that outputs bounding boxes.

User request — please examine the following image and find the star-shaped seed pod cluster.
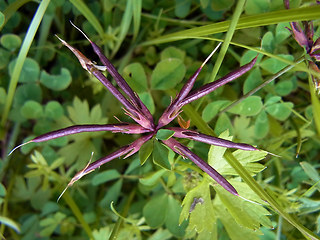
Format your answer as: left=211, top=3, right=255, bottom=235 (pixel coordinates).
left=10, top=23, right=259, bottom=198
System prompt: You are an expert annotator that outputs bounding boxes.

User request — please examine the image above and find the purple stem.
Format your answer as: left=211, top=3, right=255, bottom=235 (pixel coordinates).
left=162, top=137, right=238, bottom=196
left=179, top=56, right=257, bottom=108
left=167, top=127, right=258, bottom=151
left=31, top=123, right=150, bottom=143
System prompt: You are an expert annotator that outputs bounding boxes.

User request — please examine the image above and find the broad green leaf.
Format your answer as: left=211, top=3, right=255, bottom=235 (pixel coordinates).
left=39, top=212, right=66, bottom=237
left=0, top=183, right=6, bottom=197
left=260, top=54, right=294, bottom=74
left=138, top=92, right=155, bottom=114
left=100, top=179, right=123, bottom=207
left=13, top=83, right=42, bottom=108
left=275, top=80, right=294, bottom=96
left=265, top=102, right=293, bottom=121
left=44, top=101, right=64, bottom=120
left=0, top=11, right=4, bottom=28
left=180, top=179, right=215, bottom=233
left=275, top=22, right=291, bottom=43
left=214, top=113, right=234, bottom=135
left=254, top=110, right=269, bottom=139
left=139, top=140, right=154, bottom=165
left=211, top=0, right=234, bottom=10
left=265, top=95, right=281, bottom=106
left=202, top=100, right=230, bottom=122
left=9, top=57, right=40, bottom=83
left=139, top=169, right=167, bottom=186
left=227, top=96, right=262, bottom=116
left=160, top=46, right=186, bottom=61
left=244, top=0, right=270, bottom=15
left=156, top=129, right=175, bottom=140
left=0, top=48, right=10, bottom=69
left=151, top=58, right=186, bottom=90
left=175, top=0, right=192, bottom=18
left=165, top=195, right=187, bottom=237
left=20, top=100, right=43, bottom=119
left=261, top=31, right=275, bottom=53
left=243, top=68, right=262, bottom=94
left=0, top=216, right=20, bottom=233
left=122, top=63, right=148, bottom=93
left=40, top=68, right=72, bottom=91
left=153, top=141, right=171, bottom=170
left=143, top=193, right=169, bottom=228
left=0, top=34, right=21, bottom=51
left=240, top=50, right=262, bottom=66
left=92, top=169, right=121, bottom=186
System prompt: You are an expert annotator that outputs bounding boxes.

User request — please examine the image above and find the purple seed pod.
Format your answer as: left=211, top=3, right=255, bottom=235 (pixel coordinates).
left=167, top=127, right=258, bottom=151
left=179, top=56, right=257, bottom=108
left=157, top=44, right=221, bottom=129
left=69, top=22, right=154, bottom=127
left=162, top=137, right=238, bottom=196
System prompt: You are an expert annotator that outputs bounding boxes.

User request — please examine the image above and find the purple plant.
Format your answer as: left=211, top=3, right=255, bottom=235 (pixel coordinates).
left=10, top=24, right=259, bottom=197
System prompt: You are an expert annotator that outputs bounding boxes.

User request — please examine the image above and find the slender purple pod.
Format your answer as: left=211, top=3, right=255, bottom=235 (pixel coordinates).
left=162, top=138, right=238, bottom=196
left=31, top=123, right=151, bottom=143
left=69, top=21, right=154, bottom=125
left=167, top=127, right=258, bottom=151
left=88, top=65, right=154, bottom=130
left=157, top=44, right=221, bottom=128
left=179, top=56, right=257, bottom=107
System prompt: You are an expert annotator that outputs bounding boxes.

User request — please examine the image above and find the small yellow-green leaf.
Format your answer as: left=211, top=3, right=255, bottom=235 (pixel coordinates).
left=156, top=129, right=175, bottom=140
left=1, top=34, right=22, bottom=51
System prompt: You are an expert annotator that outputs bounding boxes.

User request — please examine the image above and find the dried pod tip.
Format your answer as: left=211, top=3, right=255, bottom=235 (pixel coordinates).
left=201, top=42, right=222, bottom=68
left=69, top=20, right=92, bottom=43
left=8, top=141, right=32, bottom=156
left=57, top=152, right=95, bottom=202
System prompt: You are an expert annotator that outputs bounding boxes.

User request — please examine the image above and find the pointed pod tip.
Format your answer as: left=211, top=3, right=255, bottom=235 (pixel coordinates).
left=8, top=141, right=32, bottom=156
left=69, top=20, right=92, bottom=43
left=201, top=42, right=222, bottom=68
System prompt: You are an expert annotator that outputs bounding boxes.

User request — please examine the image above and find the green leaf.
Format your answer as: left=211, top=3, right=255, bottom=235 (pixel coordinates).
left=20, top=100, right=43, bottom=119
left=275, top=22, right=291, bottom=43
left=244, top=0, right=270, bottom=15
left=13, top=83, right=42, bottom=108
left=214, top=113, right=234, bottom=136
left=139, top=140, right=153, bottom=165
left=139, top=169, right=167, bottom=186
left=300, top=162, right=320, bottom=184
left=165, top=195, right=187, bottom=237
left=0, top=11, right=4, bottom=28
left=100, top=179, right=123, bottom=207
left=44, top=101, right=64, bottom=120
left=151, top=58, right=186, bottom=90
left=122, top=63, right=148, bottom=93
left=40, top=68, right=72, bottom=91
left=9, top=57, right=40, bottom=83
left=260, top=54, right=294, bottom=74
left=265, top=95, right=281, bottom=106
left=153, top=141, right=171, bottom=170
left=208, top=130, right=233, bottom=166
left=275, top=80, right=294, bottom=96
left=0, top=216, right=20, bottom=233
left=180, top=179, right=215, bottom=233
left=160, top=46, right=186, bottom=61
left=202, top=100, right=230, bottom=122
left=261, top=31, right=275, bottom=53
left=92, top=169, right=121, bottom=186
left=0, top=48, right=10, bottom=69
left=254, top=110, right=269, bottom=139
left=175, top=0, right=192, bottom=18
left=143, top=193, right=169, bottom=228
left=227, top=96, right=262, bottom=116
left=138, top=92, right=155, bottom=114
left=265, top=102, right=293, bottom=121
left=0, top=34, right=22, bottom=51
left=243, top=66, right=262, bottom=94
left=211, top=0, right=234, bottom=11
left=156, top=129, right=175, bottom=140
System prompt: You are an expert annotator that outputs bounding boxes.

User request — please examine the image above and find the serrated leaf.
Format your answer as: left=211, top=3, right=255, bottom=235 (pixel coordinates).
left=153, top=141, right=171, bottom=170
left=92, top=169, right=121, bottom=186
left=139, top=140, right=153, bottom=165
left=180, top=179, right=215, bottom=233
left=122, top=63, right=148, bottom=93
left=151, top=58, right=186, bottom=90
left=143, top=193, right=169, bottom=228
left=40, top=68, right=72, bottom=91
left=156, top=129, right=175, bottom=140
